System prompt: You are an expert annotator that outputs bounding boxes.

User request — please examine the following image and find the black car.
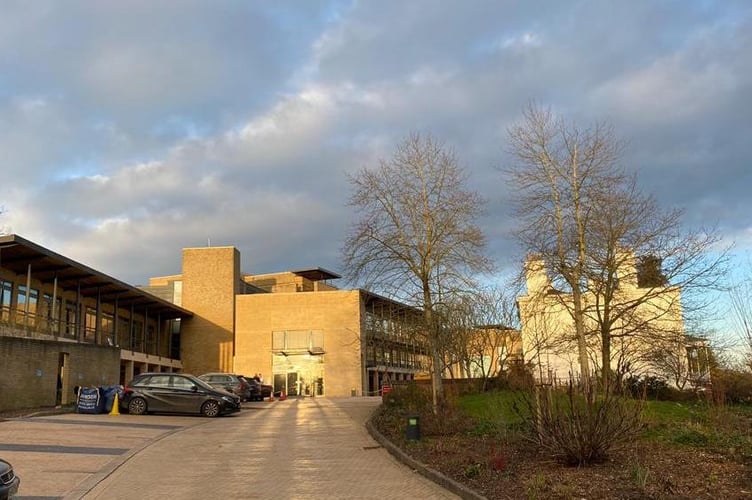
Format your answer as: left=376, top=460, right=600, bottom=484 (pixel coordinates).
left=239, top=375, right=273, bottom=401
left=121, top=373, right=241, bottom=417
left=0, top=458, right=19, bottom=500
left=198, top=373, right=252, bottom=401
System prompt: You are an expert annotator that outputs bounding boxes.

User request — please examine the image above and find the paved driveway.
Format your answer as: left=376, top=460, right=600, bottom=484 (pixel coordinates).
left=0, top=397, right=458, bottom=499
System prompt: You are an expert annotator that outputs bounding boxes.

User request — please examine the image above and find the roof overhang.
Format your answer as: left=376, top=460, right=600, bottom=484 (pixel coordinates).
left=361, top=289, right=422, bottom=314
left=0, top=234, right=192, bottom=319
left=290, top=267, right=341, bottom=281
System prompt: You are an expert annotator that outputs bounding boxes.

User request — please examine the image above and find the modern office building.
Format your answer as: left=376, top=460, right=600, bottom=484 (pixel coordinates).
left=0, top=234, right=191, bottom=411
left=0, top=235, right=428, bottom=411
left=145, top=245, right=429, bottom=397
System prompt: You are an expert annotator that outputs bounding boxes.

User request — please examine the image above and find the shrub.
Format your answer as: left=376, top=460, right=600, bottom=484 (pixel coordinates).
left=623, top=375, right=696, bottom=402
left=516, top=383, right=644, bottom=466
left=493, top=363, right=535, bottom=391
left=709, top=368, right=752, bottom=404
left=375, top=381, right=471, bottom=438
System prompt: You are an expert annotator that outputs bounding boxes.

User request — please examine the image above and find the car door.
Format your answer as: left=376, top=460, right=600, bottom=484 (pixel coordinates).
left=139, top=374, right=173, bottom=412
left=169, top=375, right=203, bottom=413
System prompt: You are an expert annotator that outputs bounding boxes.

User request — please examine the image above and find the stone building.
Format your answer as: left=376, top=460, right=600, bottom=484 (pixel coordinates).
left=517, top=253, right=706, bottom=387
left=0, top=234, right=191, bottom=412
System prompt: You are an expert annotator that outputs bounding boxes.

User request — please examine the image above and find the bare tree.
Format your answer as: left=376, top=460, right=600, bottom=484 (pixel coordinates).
left=729, top=257, right=752, bottom=369
left=507, top=103, right=728, bottom=390
left=344, top=132, right=493, bottom=409
left=440, top=285, right=520, bottom=390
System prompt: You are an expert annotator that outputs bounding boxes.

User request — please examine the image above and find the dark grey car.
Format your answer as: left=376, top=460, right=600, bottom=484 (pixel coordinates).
left=121, top=373, right=241, bottom=417
left=198, top=373, right=251, bottom=401
left=0, top=457, right=19, bottom=500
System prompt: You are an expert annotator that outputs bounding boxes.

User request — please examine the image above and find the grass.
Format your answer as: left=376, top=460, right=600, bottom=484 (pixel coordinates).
left=639, top=399, right=752, bottom=457
left=457, top=389, right=752, bottom=459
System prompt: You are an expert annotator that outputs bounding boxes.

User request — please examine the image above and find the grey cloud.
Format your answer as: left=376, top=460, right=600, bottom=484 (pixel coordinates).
left=2, top=0, right=752, bottom=289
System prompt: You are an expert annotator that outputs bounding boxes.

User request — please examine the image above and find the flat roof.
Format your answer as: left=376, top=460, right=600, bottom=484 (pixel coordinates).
left=0, top=234, right=192, bottom=319
left=290, top=267, right=341, bottom=281
left=361, top=289, right=422, bottom=314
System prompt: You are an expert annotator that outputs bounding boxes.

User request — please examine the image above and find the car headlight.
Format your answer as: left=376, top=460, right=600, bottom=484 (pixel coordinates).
left=222, top=396, right=235, bottom=403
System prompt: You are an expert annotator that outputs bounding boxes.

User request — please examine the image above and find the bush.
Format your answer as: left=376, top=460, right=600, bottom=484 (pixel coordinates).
left=623, top=375, right=696, bottom=402
left=375, top=381, right=471, bottom=439
left=709, top=369, right=752, bottom=404
left=493, top=363, right=535, bottom=391
left=516, top=383, right=644, bottom=466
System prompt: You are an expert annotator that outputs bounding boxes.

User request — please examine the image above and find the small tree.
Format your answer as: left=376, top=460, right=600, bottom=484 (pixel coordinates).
left=344, top=133, right=493, bottom=410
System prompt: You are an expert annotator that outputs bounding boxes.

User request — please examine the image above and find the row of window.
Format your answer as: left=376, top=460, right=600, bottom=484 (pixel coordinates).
left=0, top=277, right=172, bottom=356
left=272, top=330, right=324, bottom=352
left=365, top=345, right=426, bottom=370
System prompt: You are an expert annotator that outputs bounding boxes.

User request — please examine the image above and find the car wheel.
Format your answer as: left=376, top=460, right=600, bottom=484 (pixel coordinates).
left=128, top=397, right=147, bottom=415
left=201, top=400, right=221, bottom=417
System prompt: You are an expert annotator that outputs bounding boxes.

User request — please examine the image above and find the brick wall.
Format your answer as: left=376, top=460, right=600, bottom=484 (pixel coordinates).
left=0, top=336, right=120, bottom=412
left=180, top=246, right=239, bottom=375
left=235, top=290, right=365, bottom=397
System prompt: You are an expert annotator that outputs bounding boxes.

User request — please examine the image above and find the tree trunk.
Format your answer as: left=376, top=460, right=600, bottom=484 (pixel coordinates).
left=571, top=284, right=591, bottom=392
left=601, top=327, right=611, bottom=390
left=423, top=286, right=443, bottom=413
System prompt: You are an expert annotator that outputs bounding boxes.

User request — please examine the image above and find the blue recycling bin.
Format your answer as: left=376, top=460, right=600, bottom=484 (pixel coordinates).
left=100, top=385, right=122, bottom=413
left=76, top=387, right=104, bottom=414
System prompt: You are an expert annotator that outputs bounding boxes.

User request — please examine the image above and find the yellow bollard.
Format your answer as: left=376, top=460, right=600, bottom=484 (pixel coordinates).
left=110, top=392, right=121, bottom=415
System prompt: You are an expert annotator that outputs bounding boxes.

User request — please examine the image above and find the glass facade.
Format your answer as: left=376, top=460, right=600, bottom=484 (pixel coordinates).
left=271, top=331, right=325, bottom=395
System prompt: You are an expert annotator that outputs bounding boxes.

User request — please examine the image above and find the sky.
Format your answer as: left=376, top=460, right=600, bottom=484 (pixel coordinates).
left=1, top=1, right=750, bottom=306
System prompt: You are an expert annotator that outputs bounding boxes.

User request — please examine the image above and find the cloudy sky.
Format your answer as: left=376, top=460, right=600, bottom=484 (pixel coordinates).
left=1, top=1, right=750, bottom=294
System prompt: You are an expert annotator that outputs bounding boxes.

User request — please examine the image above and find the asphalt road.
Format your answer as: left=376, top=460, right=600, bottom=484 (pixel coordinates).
left=0, top=397, right=458, bottom=499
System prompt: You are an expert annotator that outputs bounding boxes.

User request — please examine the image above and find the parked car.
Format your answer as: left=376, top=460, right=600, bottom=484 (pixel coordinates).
left=0, top=457, right=20, bottom=500
left=198, top=373, right=252, bottom=401
left=121, top=373, right=241, bottom=417
left=239, top=375, right=273, bottom=401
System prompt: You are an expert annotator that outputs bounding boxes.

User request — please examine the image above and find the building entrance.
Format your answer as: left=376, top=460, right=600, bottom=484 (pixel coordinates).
left=272, top=353, right=324, bottom=396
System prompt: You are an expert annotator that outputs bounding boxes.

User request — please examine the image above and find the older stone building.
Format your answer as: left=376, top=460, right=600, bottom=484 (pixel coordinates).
left=517, top=253, right=708, bottom=387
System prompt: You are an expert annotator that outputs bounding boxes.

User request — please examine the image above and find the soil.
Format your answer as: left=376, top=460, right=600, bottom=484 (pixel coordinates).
left=377, top=424, right=752, bottom=499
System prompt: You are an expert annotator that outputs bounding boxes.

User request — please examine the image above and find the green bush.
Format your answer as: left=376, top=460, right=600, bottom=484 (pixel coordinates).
left=492, top=363, right=535, bottom=391
left=623, top=375, right=698, bottom=402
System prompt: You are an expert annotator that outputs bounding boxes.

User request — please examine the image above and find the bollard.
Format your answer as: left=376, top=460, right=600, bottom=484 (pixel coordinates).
left=406, top=415, right=420, bottom=440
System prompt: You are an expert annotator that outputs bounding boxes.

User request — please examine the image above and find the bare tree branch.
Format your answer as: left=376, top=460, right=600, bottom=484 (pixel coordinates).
left=507, top=103, right=729, bottom=390
left=343, top=132, right=493, bottom=409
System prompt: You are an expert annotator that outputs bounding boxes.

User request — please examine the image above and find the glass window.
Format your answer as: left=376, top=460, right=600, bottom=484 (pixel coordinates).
left=84, top=307, right=97, bottom=343
left=16, top=285, right=39, bottom=326
left=65, top=301, right=77, bottom=338
left=171, top=376, right=194, bottom=389
left=146, top=375, right=170, bottom=388
left=0, top=280, right=12, bottom=321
